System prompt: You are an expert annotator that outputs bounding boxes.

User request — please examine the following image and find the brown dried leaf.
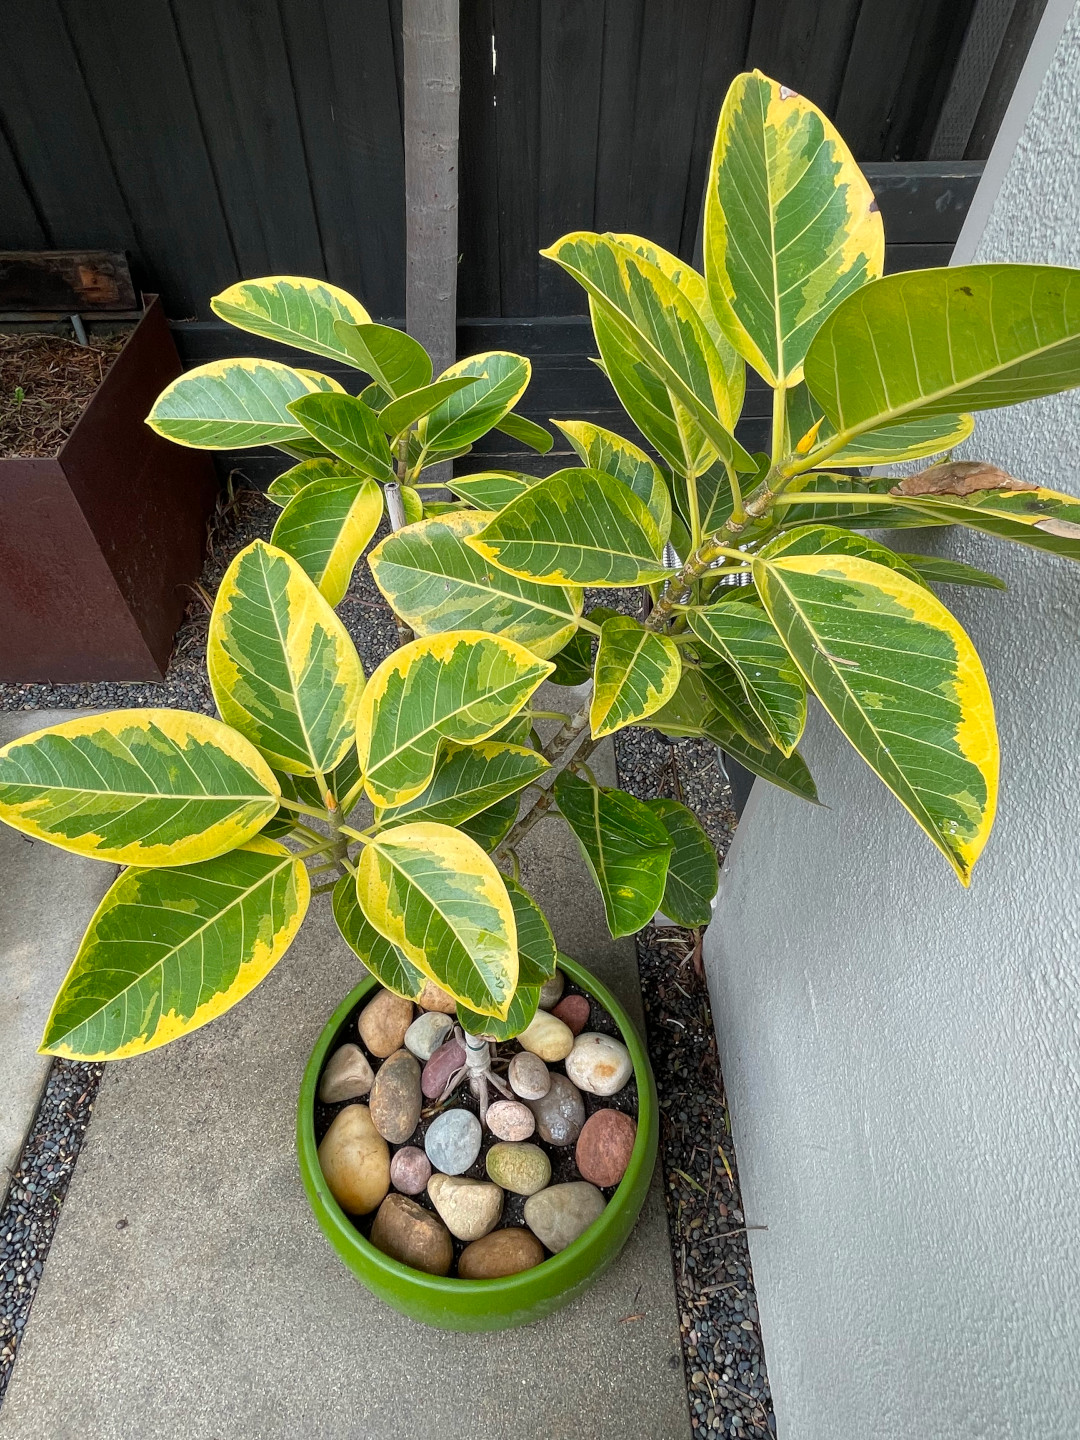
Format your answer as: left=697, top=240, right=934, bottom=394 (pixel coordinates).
left=890, top=461, right=1036, bottom=497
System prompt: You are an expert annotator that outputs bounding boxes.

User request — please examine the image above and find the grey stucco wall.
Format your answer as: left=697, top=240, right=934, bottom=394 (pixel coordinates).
left=705, top=8, right=1080, bottom=1437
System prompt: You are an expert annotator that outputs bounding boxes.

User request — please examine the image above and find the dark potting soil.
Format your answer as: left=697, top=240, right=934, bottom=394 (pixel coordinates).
left=313, top=977, right=637, bottom=1267
left=0, top=332, right=127, bottom=458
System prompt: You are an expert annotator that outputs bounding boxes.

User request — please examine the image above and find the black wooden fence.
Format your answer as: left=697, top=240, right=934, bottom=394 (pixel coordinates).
left=0, top=0, right=1041, bottom=323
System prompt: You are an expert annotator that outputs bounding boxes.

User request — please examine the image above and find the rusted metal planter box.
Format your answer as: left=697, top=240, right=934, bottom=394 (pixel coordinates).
left=0, top=296, right=216, bottom=682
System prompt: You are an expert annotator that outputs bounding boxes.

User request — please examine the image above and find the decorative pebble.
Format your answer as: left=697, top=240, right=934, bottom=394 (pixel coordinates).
left=537, top=970, right=565, bottom=1010
left=357, top=989, right=414, bottom=1058
left=368, top=1048, right=422, bottom=1144
left=508, top=1051, right=550, bottom=1101
left=427, top=1173, right=504, bottom=1241
left=575, top=1109, right=637, bottom=1187
left=551, top=994, right=590, bottom=1036
left=389, top=1146, right=431, bottom=1196
left=485, top=1099, right=535, bottom=1141
left=404, top=1010, right=454, bottom=1062
left=421, top=1037, right=466, bottom=1099
left=526, top=1072, right=585, bottom=1146
left=317, top=1104, right=389, bottom=1215
left=424, top=1107, right=482, bottom=1174
left=458, top=1228, right=544, bottom=1279
left=524, top=1181, right=606, bottom=1253
left=317, top=1043, right=374, bottom=1102
left=370, top=1193, right=452, bottom=1275
left=564, top=1032, right=633, bottom=1096
left=418, top=979, right=457, bottom=1014
left=485, top=1141, right=551, bottom=1196
left=516, top=1009, right=574, bottom=1063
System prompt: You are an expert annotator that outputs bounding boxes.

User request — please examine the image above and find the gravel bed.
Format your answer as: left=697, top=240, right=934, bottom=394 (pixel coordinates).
left=0, top=481, right=775, bottom=1436
left=0, top=1061, right=103, bottom=1406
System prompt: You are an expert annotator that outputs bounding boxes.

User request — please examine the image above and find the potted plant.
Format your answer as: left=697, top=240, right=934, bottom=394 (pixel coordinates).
left=0, top=254, right=216, bottom=681
left=4, top=70, right=1080, bottom=1327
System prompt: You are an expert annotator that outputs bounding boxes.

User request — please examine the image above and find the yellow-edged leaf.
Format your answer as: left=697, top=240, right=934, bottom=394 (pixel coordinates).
left=553, top=418, right=672, bottom=536
left=266, top=456, right=359, bottom=506
left=210, top=276, right=371, bottom=366
left=270, top=475, right=383, bottom=605
left=147, top=359, right=338, bottom=450
left=590, top=616, right=682, bottom=738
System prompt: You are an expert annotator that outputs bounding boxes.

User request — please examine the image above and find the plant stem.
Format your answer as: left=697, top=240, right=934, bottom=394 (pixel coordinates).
left=277, top=796, right=331, bottom=821
left=771, top=381, right=788, bottom=466
left=685, top=465, right=702, bottom=552
left=494, top=698, right=597, bottom=860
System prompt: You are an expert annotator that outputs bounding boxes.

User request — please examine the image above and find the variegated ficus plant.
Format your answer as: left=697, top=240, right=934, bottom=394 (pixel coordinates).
left=5, top=73, right=1080, bottom=1099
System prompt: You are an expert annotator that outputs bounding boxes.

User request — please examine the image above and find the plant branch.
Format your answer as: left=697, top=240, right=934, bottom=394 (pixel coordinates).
left=277, top=796, right=331, bottom=821
left=494, top=696, right=597, bottom=859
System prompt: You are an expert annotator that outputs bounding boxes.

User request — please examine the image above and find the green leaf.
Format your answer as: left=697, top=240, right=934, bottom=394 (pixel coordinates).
left=495, top=412, right=554, bottom=453
left=147, top=359, right=339, bottom=450
left=374, top=740, right=548, bottom=828
left=287, top=392, right=395, bottom=482
left=773, top=473, right=952, bottom=531
left=0, top=709, right=280, bottom=866
left=698, top=656, right=774, bottom=750
left=369, top=512, right=582, bottom=658
left=504, top=877, right=558, bottom=985
left=333, top=321, right=432, bottom=395
left=357, top=631, right=553, bottom=807
left=332, top=874, right=426, bottom=1000
left=543, top=232, right=754, bottom=473
left=706, top=712, right=820, bottom=802
left=553, top=771, right=673, bottom=937
left=378, top=376, right=483, bottom=437
left=590, top=302, right=693, bottom=473
left=895, top=486, right=1080, bottom=563
left=786, top=383, right=974, bottom=466
left=459, top=792, right=519, bottom=852
left=356, top=821, right=518, bottom=1017
left=550, top=627, right=594, bottom=686
left=270, top=476, right=383, bottom=606
left=210, top=276, right=371, bottom=366
left=457, top=986, right=540, bottom=1041
left=467, top=467, right=675, bottom=587
left=419, top=352, right=531, bottom=454
left=553, top=418, right=671, bottom=536
left=759, top=523, right=929, bottom=589
left=689, top=602, right=806, bottom=755
left=590, top=616, right=681, bottom=738
left=645, top=798, right=718, bottom=926
left=41, top=838, right=308, bottom=1059
left=641, top=667, right=717, bottom=737
left=804, top=265, right=1080, bottom=446
left=704, top=70, right=884, bottom=386
left=447, top=471, right=541, bottom=510
left=753, top=550, right=998, bottom=882
left=400, top=484, right=424, bottom=525
left=266, top=456, right=359, bottom=506
left=208, top=540, right=365, bottom=776
left=897, top=554, right=1007, bottom=589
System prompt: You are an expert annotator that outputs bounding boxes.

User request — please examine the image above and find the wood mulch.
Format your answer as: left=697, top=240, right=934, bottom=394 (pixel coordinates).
left=0, top=332, right=126, bottom=458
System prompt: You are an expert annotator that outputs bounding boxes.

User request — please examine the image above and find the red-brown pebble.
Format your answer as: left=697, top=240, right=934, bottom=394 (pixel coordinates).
left=575, top=1109, right=637, bottom=1188
left=552, top=994, right=590, bottom=1035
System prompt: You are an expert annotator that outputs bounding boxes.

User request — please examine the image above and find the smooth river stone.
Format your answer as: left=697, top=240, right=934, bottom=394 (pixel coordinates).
left=564, top=1032, right=633, bottom=1096
left=427, top=1173, right=504, bottom=1242
left=516, top=1009, right=574, bottom=1063
left=508, top=1051, right=550, bottom=1101
left=418, top=979, right=457, bottom=1014
left=318, top=1043, right=374, bottom=1103
left=390, top=1146, right=431, bottom=1196
left=421, top=1037, right=466, bottom=1099
left=370, top=1193, right=452, bottom=1275
left=537, top=970, right=565, bottom=1010
left=317, top=1104, right=389, bottom=1215
left=485, top=1141, right=551, bottom=1197
left=357, top=989, right=414, bottom=1058
left=368, top=1048, right=422, bottom=1144
left=458, top=1227, right=544, bottom=1279
left=526, top=1072, right=585, bottom=1146
left=404, top=1010, right=454, bottom=1062
left=551, top=994, right=590, bottom=1036
left=424, top=1107, right=482, bottom=1175
left=524, top=1181, right=606, bottom=1253
left=485, top=1099, right=535, bottom=1142
left=575, top=1109, right=637, bottom=1187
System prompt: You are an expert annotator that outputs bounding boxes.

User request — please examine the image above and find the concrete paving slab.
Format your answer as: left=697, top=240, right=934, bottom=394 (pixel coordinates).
left=0, top=738, right=690, bottom=1440
left=0, top=711, right=115, bottom=1195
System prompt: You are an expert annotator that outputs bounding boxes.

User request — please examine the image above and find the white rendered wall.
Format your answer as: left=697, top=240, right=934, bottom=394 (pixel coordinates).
left=705, top=7, right=1080, bottom=1436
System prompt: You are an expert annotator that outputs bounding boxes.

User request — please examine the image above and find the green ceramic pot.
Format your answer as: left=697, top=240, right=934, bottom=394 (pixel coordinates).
left=296, top=954, right=658, bottom=1331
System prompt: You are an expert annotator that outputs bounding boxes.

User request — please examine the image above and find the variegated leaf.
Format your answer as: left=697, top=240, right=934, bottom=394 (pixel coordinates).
left=356, top=821, right=518, bottom=1018
left=553, top=418, right=671, bottom=536
left=892, top=486, right=1080, bottom=563
left=495, top=412, right=553, bottom=453
left=210, top=276, right=371, bottom=366
left=374, top=741, right=548, bottom=829
left=356, top=632, right=552, bottom=808
left=208, top=540, right=365, bottom=777
left=266, top=456, right=359, bottom=507
left=377, top=377, right=482, bottom=437
left=759, top=524, right=928, bottom=589
left=455, top=879, right=554, bottom=1038
left=41, top=838, right=309, bottom=1059
left=447, top=471, right=541, bottom=510
left=590, top=616, right=682, bottom=738
left=784, top=384, right=974, bottom=466
left=459, top=792, right=519, bottom=852
left=772, top=473, right=951, bottom=531
left=705, top=70, right=883, bottom=386
left=0, top=709, right=279, bottom=866
left=590, top=300, right=695, bottom=473
left=147, top=359, right=338, bottom=450
left=418, top=352, right=531, bottom=455
left=287, top=392, right=395, bottom=482
left=645, top=798, right=719, bottom=927
left=897, top=555, right=1007, bottom=589
left=368, top=512, right=582, bottom=658
left=270, top=475, right=383, bottom=606
left=689, top=602, right=806, bottom=755
left=332, top=321, right=432, bottom=395
left=332, top=874, right=426, bottom=1000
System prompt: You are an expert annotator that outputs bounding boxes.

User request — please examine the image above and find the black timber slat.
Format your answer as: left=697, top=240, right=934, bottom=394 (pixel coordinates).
left=458, top=0, right=501, bottom=317
left=492, top=0, right=543, bottom=316
left=0, top=132, right=46, bottom=249
left=746, top=0, right=863, bottom=117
